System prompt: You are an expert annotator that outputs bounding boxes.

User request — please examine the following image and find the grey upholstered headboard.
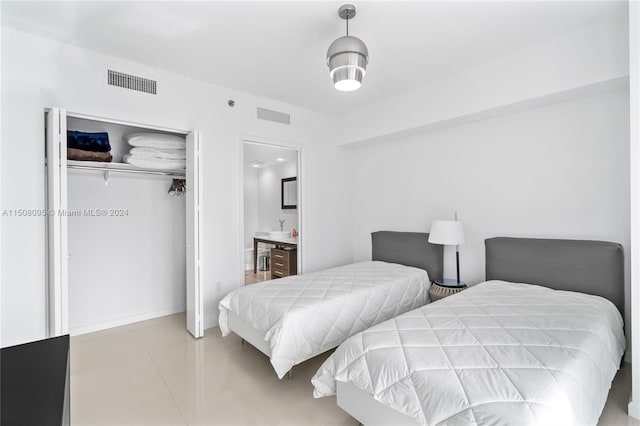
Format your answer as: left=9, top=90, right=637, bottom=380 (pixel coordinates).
left=372, top=231, right=443, bottom=281
left=485, top=237, right=624, bottom=315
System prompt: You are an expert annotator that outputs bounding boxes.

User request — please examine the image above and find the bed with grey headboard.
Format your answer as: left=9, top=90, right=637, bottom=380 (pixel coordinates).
left=372, top=231, right=443, bottom=281
left=315, top=236, right=626, bottom=426
left=219, top=230, right=442, bottom=379
left=485, top=237, right=624, bottom=315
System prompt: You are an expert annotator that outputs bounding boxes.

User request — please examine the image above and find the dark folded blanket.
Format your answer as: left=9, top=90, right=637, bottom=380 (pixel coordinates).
left=67, top=148, right=112, bottom=163
left=67, top=130, right=111, bottom=152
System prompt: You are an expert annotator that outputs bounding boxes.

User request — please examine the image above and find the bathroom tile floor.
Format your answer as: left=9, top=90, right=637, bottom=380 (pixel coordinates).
left=244, top=269, right=272, bottom=285
left=70, top=313, right=638, bottom=425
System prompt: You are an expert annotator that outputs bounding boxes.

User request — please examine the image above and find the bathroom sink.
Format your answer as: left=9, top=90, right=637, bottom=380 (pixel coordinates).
left=268, top=231, right=291, bottom=239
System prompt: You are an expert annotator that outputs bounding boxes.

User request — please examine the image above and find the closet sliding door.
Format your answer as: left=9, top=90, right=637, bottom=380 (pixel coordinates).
left=46, top=108, right=69, bottom=337
left=186, top=131, right=203, bottom=338
left=45, top=108, right=204, bottom=338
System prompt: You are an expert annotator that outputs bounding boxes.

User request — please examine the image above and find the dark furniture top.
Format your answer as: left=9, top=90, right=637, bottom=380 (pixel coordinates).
left=371, top=231, right=443, bottom=281
left=253, top=236, right=297, bottom=248
left=1, top=335, right=70, bottom=426
left=485, top=237, right=624, bottom=316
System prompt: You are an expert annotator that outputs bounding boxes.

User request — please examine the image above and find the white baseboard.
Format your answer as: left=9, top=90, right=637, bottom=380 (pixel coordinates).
left=70, top=306, right=185, bottom=336
left=629, top=400, right=640, bottom=420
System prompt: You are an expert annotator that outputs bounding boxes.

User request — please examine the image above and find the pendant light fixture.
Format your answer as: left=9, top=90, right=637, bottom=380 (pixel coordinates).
left=326, top=4, right=369, bottom=92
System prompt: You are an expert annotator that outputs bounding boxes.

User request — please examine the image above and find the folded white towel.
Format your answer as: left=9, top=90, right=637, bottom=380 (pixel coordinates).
left=125, top=132, right=186, bottom=149
left=129, top=147, right=186, bottom=160
left=123, top=154, right=186, bottom=170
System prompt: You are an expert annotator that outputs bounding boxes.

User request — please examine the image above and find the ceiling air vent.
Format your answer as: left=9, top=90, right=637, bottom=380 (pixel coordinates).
left=108, top=70, right=157, bottom=95
left=257, top=107, right=290, bottom=125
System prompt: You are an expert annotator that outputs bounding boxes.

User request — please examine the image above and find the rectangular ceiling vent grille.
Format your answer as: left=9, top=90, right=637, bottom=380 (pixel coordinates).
left=257, top=107, right=291, bottom=125
left=108, top=70, right=157, bottom=95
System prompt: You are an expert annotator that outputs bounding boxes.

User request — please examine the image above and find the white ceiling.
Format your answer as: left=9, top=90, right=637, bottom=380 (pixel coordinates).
left=244, top=142, right=297, bottom=169
left=1, top=1, right=627, bottom=116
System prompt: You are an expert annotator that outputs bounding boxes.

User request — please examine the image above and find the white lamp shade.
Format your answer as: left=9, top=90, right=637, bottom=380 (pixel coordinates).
left=428, top=220, right=465, bottom=245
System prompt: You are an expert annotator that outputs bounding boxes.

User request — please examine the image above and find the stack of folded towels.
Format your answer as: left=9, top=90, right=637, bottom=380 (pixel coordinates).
left=123, top=133, right=186, bottom=170
left=67, top=130, right=112, bottom=162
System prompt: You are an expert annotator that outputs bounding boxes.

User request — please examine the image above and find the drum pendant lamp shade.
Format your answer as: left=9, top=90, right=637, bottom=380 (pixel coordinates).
left=326, top=4, right=369, bottom=92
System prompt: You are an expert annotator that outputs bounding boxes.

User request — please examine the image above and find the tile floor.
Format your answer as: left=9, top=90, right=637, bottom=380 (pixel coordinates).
left=244, top=269, right=272, bottom=285
left=71, top=313, right=639, bottom=426
left=71, top=313, right=353, bottom=425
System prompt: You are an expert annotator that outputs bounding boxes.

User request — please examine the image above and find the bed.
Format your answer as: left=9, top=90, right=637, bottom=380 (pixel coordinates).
left=218, top=231, right=443, bottom=379
left=312, top=237, right=626, bottom=426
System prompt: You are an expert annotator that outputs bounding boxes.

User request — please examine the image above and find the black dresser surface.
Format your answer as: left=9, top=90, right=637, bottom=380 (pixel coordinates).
left=1, top=335, right=70, bottom=426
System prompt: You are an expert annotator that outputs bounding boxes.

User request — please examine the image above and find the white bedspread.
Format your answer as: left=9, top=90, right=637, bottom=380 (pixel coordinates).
left=312, top=280, right=625, bottom=426
left=219, top=261, right=430, bottom=378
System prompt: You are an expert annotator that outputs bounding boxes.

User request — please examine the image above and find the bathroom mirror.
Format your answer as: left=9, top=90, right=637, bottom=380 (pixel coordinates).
left=281, top=177, right=297, bottom=209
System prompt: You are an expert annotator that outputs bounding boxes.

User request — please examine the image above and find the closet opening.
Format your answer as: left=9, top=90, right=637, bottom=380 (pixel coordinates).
left=45, top=108, right=203, bottom=339
left=242, top=140, right=301, bottom=285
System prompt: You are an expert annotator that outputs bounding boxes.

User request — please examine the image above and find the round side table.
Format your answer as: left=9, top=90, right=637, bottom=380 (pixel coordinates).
left=429, top=279, right=467, bottom=302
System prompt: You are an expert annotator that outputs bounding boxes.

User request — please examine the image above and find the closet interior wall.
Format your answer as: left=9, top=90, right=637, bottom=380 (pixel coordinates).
left=65, top=117, right=186, bottom=335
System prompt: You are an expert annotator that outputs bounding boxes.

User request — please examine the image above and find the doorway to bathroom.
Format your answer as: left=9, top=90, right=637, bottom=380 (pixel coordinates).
left=242, top=141, right=300, bottom=285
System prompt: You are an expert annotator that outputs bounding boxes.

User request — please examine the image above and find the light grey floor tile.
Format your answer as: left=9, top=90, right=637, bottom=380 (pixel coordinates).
left=69, top=313, right=638, bottom=426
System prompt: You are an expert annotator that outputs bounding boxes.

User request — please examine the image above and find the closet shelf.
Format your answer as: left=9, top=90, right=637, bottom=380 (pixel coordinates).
left=67, top=160, right=186, bottom=177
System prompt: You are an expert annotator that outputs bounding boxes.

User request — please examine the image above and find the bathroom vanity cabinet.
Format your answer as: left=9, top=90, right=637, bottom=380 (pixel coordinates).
left=271, top=248, right=297, bottom=279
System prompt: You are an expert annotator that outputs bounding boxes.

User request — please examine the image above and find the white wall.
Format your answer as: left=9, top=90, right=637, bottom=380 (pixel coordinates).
left=258, top=161, right=298, bottom=234
left=338, top=14, right=628, bottom=147
left=67, top=172, right=186, bottom=334
left=350, top=88, right=630, bottom=343
left=0, top=27, right=352, bottom=347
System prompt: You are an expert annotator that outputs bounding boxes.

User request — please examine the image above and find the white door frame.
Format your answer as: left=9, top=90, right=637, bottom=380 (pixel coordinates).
left=46, top=108, right=69, bottom=336
left=186, top=130, right=204, bottom=338
left=46, top=108, right=204, bottom=338
left=238, top=134, right=305, bottom=284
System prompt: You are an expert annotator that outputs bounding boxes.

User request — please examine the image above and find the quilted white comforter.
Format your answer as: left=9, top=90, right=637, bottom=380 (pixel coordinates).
left=219, top=261, right=430, bottom=378
left=312, top=280, right=625, bottom=426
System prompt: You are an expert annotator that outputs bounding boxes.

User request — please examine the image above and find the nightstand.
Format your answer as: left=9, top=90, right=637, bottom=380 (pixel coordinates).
left=429, top=279, right=467, bottom=302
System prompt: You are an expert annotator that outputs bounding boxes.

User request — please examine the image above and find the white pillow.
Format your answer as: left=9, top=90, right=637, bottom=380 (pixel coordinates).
left=130, top=147, right=186, bottom=160
left=123, top=154, right=186, bottom=170
left=125, top=132, right=186, bottom=149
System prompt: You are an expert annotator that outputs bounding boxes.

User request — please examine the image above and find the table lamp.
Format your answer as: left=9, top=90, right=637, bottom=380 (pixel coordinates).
left=428, top=218, right=465, bottom=284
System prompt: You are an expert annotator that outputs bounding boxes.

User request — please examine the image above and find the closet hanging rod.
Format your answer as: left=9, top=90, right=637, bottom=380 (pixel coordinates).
left=67, top=161, right=185, bottom=178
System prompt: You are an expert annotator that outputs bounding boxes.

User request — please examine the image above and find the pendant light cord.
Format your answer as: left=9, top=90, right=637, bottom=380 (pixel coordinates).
left=346, top=14, right=349, bottom=36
